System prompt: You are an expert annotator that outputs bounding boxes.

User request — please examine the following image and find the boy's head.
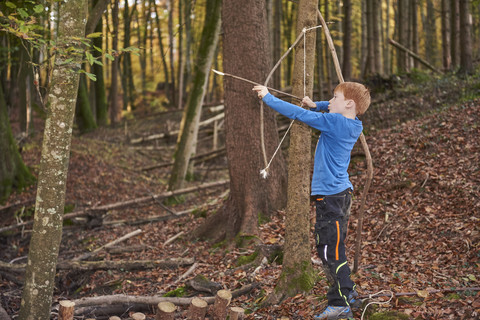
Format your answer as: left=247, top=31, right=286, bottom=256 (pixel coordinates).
left=334, top=82, right=371, bottom=116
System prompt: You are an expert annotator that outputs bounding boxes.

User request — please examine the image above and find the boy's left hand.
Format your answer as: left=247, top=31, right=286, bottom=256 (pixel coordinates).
left=253, top=85, right=269, bottom=99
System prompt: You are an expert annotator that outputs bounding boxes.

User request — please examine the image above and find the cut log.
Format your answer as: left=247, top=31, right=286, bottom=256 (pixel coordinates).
left=131, top=312, right=146, bottom=320
left=188, top=297, right=208, bottom=320
left=212, top=289, right=232, bottom=320
left=229, top=306, right=245, bottom=320
left=156, top=301, right=176, bottom=320
left=59, top=300, right=75, bottom=320
left=109, top=317, right=121, bottom=320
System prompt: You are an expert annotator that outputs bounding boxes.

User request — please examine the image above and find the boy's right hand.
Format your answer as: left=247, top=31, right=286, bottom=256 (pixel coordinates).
left=301, top=96, right=316, bottom=109
left=252, top=85, right=269, bottom=99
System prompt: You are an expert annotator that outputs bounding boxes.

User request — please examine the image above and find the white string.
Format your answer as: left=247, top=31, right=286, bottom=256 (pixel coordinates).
left=360, top=290, right=394, bottom=320
left=261, top=24, right=323, bottom=179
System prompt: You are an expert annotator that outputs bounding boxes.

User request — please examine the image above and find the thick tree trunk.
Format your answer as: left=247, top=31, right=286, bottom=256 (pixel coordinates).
left=168, top=0, right=222, bottom=191
left=268, top=0, right=318, bottom=304
left=0, top=83, right=35, bottom=202
left=194, top=0, right=287, bottom=241
left=17, top=0, right=87, bottom=319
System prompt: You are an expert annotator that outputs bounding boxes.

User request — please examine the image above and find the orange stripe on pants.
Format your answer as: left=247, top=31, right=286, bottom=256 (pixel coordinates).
left=335, top=221, right=340, bottom=261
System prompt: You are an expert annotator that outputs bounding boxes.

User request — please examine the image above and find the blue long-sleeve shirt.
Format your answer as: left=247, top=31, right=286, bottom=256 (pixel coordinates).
left=263, top=93, right=363, bottom=195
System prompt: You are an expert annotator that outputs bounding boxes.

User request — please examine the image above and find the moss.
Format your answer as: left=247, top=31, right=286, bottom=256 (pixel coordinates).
left=235, top=234, right=259, bottom=248
left=236, top=251, right=259, bottom=267
left=370, top=311, right=410, bottom=320
left=276, top=261, right=317, bottom=296
left=267, top=247, right=283, bottom=264
left=163, top=286, right=187, bottom=297
left=257, top=211, right=270, bottom=225
left=192, top=207, right=208, bottom=218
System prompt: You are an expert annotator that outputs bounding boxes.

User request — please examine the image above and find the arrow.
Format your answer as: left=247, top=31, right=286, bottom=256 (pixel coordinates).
left=212, top=69, right=302, bottom=101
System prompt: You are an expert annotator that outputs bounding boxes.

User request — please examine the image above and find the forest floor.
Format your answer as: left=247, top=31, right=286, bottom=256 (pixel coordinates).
left=1, top=71, right=480, bottom=320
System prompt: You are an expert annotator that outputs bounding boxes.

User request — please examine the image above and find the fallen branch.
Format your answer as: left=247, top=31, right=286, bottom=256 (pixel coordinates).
left=388, top=39, right=443, bottom=74
left=72, top=283, right=259, bottom=308
left=0, top=180, right=229, bottom=234
left=359, top=287, right=480, bottom=300
left=73, top=229, right=143, bottom=261
left=0, top=258, right=194, bottom=273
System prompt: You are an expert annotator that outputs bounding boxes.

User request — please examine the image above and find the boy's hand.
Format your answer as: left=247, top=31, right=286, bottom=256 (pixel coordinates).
left=302, top=96, right=316, bottom=109
left=252, top=85, right=269, bottom=99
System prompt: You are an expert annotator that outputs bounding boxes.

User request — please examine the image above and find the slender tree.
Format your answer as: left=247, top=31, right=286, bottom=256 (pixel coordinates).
left=450, top=0, right=460, bottom=68
left=342, top=0, right=352, bottom=80
left=92, top=0, right=108, bottom=126
left=168, top=0, right=222, bottom=191
left=441, top=0, right=451, bottom=71
left=0, top=81, right=35, bottom=203
left=109, top=0, right=120, bottom=124
left=459, top=0, right=473, bottom=74
left=267, top=0, right=318, bottom=304
left=18, top=0, right=87, bottom=318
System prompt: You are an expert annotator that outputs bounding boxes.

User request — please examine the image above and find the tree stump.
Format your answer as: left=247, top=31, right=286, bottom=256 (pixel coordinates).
left=131, top=312, right=146, bottom=320
left=156, top=301, right=177, bottom=320
left=109, top=317, right=121, bottom=320
left=212, top=289, right=232, bottom=320
left=188, top=297, right=208, bottom=319
left=229, top=306, right=245, bottom=320
left=59, top=300, right=75, bottom=320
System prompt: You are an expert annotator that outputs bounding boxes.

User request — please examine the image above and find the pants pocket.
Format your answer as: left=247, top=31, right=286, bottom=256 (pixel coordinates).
left=315, top=219, right=337, bottom=246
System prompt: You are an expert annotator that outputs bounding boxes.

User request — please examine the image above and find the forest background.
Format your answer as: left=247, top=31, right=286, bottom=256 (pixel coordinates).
left=0, top=0, right=479, bottom=319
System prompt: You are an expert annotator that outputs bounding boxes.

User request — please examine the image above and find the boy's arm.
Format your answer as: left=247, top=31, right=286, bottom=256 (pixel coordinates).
left=261, top=93, right=335, bottom=132
left=302, top=96, right=329, bottom=112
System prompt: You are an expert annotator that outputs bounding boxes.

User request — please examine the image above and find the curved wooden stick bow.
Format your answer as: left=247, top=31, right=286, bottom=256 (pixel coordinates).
left=316, top=9, right=373, bottom=273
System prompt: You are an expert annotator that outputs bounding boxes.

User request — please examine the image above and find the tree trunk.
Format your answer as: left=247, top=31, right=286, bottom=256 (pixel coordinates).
left=75, top=72, right=97, bottom=132
left=373, top=0, right=382, bottom=74
left=424, top=0, right=436, bottom=67
left=168, top=0, right=176, bottom=106
left=0, top=82, right=35, bottom=202
left=168, top=0, right=222, bottom=191
left=441, top=0, right=451, bottom=71
left=152, top=0, right=171, bottom=101
left=450, top=0, right=460, bottom=68
left=122, top=0, right=136, bottom=110
left=459, top=0, right=473, bottom=74
left=193, top=0, right=287, bottom=241
left=268, top=0, right=318, bottom=304
left=17, top=0, right=87, bottom=319
left=397, top=0, right=408, bottom=72
left=342, top=0, right=352, bottom=80
left=93, top=11, right=108, bottom=127
left=109, top=0, right=120, bottom=124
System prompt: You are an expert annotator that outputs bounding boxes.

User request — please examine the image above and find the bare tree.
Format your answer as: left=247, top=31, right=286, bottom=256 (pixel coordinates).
left=18, top=0, right=87, bottom=318
left=168, top=0, right=222, bottom=191
left=459, top=0, right=473, bottom=74
left=441, top=0, right=452, bottom=71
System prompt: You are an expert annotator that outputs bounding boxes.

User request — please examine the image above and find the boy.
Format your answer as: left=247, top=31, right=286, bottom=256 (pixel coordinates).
left=253, top=82, right=370, bottom=320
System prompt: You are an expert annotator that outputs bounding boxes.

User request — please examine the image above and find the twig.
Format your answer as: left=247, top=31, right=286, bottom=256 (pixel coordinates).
left=174, top=262, right=198, bottom=284
left=163, top=231, right=185, bottom=247
left=359, top=287, right=480, bottom=299
left=73, top=229, right=142, bottom=261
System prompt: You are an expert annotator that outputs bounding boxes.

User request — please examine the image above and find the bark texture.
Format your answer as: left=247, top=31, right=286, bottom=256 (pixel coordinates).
left=168, top=0, right=222, bottom=191
left=18, top=0, right=87, bottom=319
left=194, top=0, right=287, bottom=241
left=269, top=0, right=318, bottom=303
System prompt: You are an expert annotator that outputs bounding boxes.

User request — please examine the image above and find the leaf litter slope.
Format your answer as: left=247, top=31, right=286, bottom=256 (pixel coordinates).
left=0, top=99, right=479, bottom=319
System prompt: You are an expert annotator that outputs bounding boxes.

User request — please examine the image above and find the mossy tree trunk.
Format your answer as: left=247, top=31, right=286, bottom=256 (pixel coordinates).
left=267, top=0, right=318, bottom=304
left=0, top=82, right=35, bottom=203
left=75, top=72, right=97, bottom=132
left=17, top=0, right=87, bottom=319
left=168, top=0, right=222, bottom=191
left=92, top=0, right=108, bottom=126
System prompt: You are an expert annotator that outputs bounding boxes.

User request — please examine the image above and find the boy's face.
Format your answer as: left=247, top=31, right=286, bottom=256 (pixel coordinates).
left=328, top=90, right=353, bottom=116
